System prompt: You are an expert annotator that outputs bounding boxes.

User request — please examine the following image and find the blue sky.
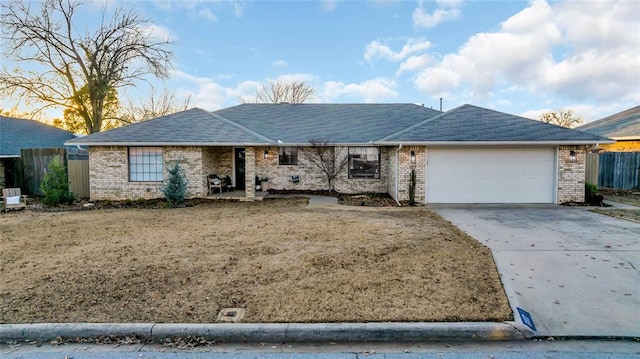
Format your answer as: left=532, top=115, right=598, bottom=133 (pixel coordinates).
left=2, top=0, right=639, bottom=123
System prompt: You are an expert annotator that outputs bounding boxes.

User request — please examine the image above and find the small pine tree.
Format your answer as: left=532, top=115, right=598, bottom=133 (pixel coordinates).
left=41, top=158, right=75, bottom=206
left=408, top=169, right=416, bottom=206
left=162, top=162, right=187, bottom=206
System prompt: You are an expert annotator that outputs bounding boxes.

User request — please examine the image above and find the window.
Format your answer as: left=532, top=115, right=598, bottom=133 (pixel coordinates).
left=279, top=146, right=298, bottom=165
left=129, top=147, right=163, bottom=182
left=349, top=147, right=380, bottom=179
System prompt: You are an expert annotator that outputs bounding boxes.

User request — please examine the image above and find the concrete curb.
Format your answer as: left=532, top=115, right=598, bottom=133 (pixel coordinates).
left=0, top=322, right=524, bottom=343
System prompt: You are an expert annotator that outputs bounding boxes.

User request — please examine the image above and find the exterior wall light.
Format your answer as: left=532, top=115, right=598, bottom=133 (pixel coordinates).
left=410, top=150, right=416, bottom=164
left=569, top=150, right=577, bottom=163
left=264, top=150, right=269, bottom=159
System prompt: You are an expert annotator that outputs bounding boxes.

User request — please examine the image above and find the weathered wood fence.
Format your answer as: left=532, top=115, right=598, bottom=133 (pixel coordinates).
left=66, top=146, right=90, bottom=199
left=597, top=152, right=640, bottom=190
left=20, top=148, right=66, bottom=196
left=19, top=147, right=89, bottom=198
left=585, top=153, right=599, bottom=185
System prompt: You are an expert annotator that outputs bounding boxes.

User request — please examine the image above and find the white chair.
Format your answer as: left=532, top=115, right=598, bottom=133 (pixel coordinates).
left=3, top=188, right=27, bottom=213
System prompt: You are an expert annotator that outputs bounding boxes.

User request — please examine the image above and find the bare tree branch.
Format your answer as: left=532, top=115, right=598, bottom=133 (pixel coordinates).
left=0, top=0, right=173, bottom=133
left=300, top=138, right=348, bottom=191
left=539, top=109, right=583, bottom=128
left=119, top=87, right=192, bottom=125
left=239, top=80, right=314, bottom=104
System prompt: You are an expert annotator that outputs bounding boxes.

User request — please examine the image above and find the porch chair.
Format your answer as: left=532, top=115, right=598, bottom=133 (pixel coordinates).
left=3, top=188, right=27, bottom=213
left=208, top=174, right=224, bottom=196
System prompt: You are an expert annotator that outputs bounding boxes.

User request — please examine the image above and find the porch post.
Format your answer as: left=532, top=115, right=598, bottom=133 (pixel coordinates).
left=244, top=147, right=256, bottom=201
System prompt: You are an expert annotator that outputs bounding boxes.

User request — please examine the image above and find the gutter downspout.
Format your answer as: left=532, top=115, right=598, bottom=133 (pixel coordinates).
left=394, top=145, right=402, bottom=206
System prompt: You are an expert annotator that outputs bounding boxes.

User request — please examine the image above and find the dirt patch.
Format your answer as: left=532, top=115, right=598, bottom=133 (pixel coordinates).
left=0, top=198, right=512, bottom=323
left=600, top=189, right=640, bottom=207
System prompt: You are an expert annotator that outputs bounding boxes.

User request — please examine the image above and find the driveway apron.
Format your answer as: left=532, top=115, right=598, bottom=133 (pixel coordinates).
left=431, top=204, right=640, bottom=338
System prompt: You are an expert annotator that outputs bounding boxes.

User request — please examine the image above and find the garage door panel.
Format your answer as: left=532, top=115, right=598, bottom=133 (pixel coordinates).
left=426, top=148, right=555, bottom=203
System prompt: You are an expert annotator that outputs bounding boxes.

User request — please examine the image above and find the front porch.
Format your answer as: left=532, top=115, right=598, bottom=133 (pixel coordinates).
left=204, top=189, right=268, bottom=201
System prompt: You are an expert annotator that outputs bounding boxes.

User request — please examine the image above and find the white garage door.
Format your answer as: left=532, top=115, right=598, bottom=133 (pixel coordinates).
left=426, top=148, right=556, bottom=203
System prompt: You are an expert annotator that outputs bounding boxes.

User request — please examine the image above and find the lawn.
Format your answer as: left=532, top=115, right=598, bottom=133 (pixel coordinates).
left=594, top=189, right=640, bottom=223
left=0, top=198, right=512, bottom=323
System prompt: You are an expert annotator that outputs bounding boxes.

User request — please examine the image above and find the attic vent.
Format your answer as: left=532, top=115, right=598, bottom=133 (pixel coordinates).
left=279, top=102, right=289, bottom=104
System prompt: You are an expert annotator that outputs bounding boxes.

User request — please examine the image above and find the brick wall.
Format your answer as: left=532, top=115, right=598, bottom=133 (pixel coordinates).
left=255, top=146, right=390, bottom=193
left=89, top=146, right=206, bottom=200
left=395, top=146, right=426, bottom=203
left=557, top=145, right=587, bottom=203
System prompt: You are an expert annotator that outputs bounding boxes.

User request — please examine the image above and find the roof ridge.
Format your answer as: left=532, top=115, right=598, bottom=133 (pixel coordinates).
left=208, top=111, right=274, bottom=143
left=376, top=105, right=459, bottom=142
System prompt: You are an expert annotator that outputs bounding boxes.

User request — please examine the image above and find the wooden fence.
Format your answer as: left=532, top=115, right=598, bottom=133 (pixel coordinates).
left=598, top=152, right=640, bottom=190
left=18, top=147, right=89, bottom=198
left=20, top=148, right=67, bottom=196
left=68, top=159, right=89, bottom=198
left=585, top=153, right=599, bottom=185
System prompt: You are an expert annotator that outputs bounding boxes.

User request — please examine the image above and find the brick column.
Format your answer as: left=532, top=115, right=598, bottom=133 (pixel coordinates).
left=244, top=147, right=256, bottom=201
left=557, top=145, right=587, bottom=203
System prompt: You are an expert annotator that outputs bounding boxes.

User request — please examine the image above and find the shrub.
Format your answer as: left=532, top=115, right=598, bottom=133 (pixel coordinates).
left=585, top=183, right=603, bottom=205
left=40, top=158, right=75, bottom=206
left=162, top=162, right=187, bottom=206
left=136, top=197, right=147, bottom=206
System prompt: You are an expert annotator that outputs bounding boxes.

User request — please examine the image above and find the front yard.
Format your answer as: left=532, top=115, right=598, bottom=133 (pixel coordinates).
left=0, top=198, right=512, bottom=323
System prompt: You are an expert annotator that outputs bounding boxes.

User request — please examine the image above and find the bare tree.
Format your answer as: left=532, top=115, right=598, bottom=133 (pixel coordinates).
left=240, top=80, right=314, bottom=104
left=119, top=88, right=192, bottom=125
left=0, top=0, right=173, bottom=133
left=539, top=109, right=583, bottom=128
left=300, top=138, right=349, bottom=192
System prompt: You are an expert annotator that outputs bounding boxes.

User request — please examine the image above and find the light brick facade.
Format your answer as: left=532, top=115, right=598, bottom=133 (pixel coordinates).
left=557, top=145, right=588, bottom=203
left=89, top=144, right=589, bottom=204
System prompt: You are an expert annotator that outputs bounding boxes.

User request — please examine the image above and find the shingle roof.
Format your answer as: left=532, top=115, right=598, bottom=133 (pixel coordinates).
left=0, top=116, right=76, bottom=158
left=576, top=106, right=640, bottom=139
left=380, top=104, right=611, bottom=144
left=67, top=108, right=272, bottom=145
left=67, top=103, right=610, bottom=147
left=213, top=103, right=442, bottom=144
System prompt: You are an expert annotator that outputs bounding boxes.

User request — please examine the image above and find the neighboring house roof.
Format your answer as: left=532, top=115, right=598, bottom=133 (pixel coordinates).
left=576, top=106, right=640, bottom=140
left=0, top=116, right=77, bottom=158
left=380, top=104, right=611, bottom=145
left=67, top=103, right=611, bottom=147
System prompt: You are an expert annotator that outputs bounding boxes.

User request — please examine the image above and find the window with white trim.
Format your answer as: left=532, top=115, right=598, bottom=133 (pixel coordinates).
left=348, top=147, right=380, bottom=179
left=129, top=147, right=163, bottom=182
left=279, top=146, right=298, bottom=165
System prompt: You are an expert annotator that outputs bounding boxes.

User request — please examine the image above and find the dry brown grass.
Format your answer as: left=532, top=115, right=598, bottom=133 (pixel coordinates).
left=0, top=198, right=512, bottom=323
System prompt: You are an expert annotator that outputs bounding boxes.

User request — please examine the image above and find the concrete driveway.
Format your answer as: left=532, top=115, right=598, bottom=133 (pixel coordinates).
left=431, top=204, right=640, bottom=338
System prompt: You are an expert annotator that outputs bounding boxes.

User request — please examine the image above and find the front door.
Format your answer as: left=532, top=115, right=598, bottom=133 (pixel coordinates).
left=234, top=148, right=246, bottom=190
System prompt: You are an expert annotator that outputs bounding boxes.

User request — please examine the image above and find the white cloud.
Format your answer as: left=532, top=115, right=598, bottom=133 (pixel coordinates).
left=232, top=1, right=245, bottom=17
left=137, top=24, right=175, bottom=42
left=521, top=102, right=634, bottom=123
left=397, top=54, right=432, bottom=75
left=364, top=38, right=431, bottom=63
left=413, top=0, right=640, bottom=105
left=271, top=60, right=289, bottom=67
left=413, top=0, right=462, bottom=28
left=321, top=0, right=339, bottom=12
left=322, top=78, right=398, bottom=103
left=197, top=7, right=218, bottom=22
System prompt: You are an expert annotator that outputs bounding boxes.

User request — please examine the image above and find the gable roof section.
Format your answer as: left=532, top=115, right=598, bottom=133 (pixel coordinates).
left=67, top=108, right=272, bottom=146
left=0, top=116, right=76, bottom=158
left=213, top=103, right=442, bottom=144
left=380, top=104, right=612, bottom=145
left=576, top=106, right=640, bottom=140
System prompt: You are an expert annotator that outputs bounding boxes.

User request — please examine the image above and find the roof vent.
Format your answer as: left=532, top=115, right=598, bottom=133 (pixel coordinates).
left=279, top=102, right=289, bottom=104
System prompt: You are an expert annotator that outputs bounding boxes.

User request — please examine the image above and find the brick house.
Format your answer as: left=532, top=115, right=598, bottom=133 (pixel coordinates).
left=66, top=103, right=611, bottom=204
left=576, top=105, right=640, bottom=152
